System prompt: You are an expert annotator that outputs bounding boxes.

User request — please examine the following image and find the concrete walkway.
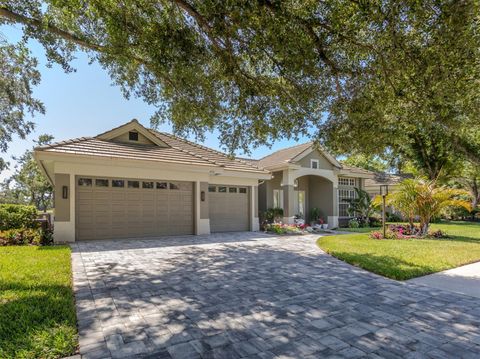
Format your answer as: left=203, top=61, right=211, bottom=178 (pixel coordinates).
left=408, top=261, right=480, bottom=299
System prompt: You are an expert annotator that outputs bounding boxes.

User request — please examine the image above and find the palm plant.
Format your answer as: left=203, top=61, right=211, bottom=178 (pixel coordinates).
left=347, top=188, right=379, bottom=226
left=386, top=178, right=471, bottom=235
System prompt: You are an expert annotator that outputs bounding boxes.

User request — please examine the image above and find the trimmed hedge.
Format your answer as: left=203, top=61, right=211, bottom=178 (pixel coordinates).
left=0, top=204, right=38, bottom=230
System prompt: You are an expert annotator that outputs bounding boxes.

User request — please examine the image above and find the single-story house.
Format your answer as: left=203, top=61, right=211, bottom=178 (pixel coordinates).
left=35, top=120, right=373, bottom=242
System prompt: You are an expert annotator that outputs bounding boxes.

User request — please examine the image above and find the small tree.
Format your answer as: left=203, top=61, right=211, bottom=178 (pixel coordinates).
left=347, top=188, right=378, bottom=227
left=6, top=135, right=54, bottom=211
left=387, top=178, right=471, bottom=235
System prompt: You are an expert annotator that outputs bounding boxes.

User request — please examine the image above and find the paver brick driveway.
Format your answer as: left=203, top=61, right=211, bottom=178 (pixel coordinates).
left=71, top=233, right=480, bottom=359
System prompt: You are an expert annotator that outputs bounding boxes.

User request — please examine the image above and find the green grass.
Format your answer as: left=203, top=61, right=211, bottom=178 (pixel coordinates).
left=340, top=227, right=380, bottom=233
left=318, top=221, right=480, bottom=280
left=0, top=246, right=77, bottom=358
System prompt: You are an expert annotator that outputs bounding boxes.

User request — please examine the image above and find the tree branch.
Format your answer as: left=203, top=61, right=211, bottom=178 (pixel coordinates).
left=0, top=7, right=103, bottom=52
left=0, top=6, right=177, bottom=87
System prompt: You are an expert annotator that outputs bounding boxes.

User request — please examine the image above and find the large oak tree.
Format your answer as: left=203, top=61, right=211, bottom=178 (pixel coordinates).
left=1, top=1, right=479, bottom=174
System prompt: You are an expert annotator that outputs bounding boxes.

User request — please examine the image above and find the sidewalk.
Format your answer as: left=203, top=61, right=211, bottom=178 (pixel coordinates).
left=408, top=261, right=480, bottom=298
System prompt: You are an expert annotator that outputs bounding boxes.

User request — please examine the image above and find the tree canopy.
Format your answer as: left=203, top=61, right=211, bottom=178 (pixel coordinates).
left=1, top=134, right=53, bottom=211
left=1, top=1, right=479, bottom=165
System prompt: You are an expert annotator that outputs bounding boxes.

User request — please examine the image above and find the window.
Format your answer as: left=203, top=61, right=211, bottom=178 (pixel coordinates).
left=239, top=187, right=247, bottom=194
left=128, top=180, right=140, bottom=188
left=208, top=186, right=216, bottom=192
left=112, top=179, right=124, bottom=188
left=218, top=186, right=227, bottom=193
left=339, top=189, right=356, bottom=200
left=229, top=187, right=237, bottom=193
left=273, top=189, right=284, bottom=209
left=169, top=183, right=179, bottom=190
left=339, top=177, right=356, bottom=186
left=129, top=131, right=139, bottom=141
left=311, top=159, right=319, bottom=169
left=142, top=181, right=154, bottom=189
left=95, top=179, right=109, bottom=187
left=157, top=182, right=168, bottom=189
left=338, top=189, right=356, bottom=217
left=78, top=178, right=92, bottom=187
left=339, top=204, right=350, bottom=217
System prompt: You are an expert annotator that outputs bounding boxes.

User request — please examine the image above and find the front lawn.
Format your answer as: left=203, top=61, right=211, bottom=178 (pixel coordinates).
left=318, top=221, right=480, bottom=280
left=0, top=246, right=77, bottom=358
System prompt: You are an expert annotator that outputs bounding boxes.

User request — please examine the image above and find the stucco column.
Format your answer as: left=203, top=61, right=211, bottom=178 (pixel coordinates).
left=282, top=184, right=295, bottom=224
left=250, top=185, right=260, bottom=231
left=196, top=181, right=210, bottom=235
left=54, top=173, right=76, bottom=243
left=328, top=186, right=339, bottom=228
left=281, top=169, right=295, bottom=224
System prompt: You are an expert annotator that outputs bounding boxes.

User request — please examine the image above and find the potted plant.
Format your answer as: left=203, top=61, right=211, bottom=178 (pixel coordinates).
left=309, top=207, right=321, bottom=226
left=322, top=219, right=328, bottom=230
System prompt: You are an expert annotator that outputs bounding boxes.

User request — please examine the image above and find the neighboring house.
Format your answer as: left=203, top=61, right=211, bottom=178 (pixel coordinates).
left=253, top=144, right=372, bottom=228
left=364, top=172, right=413, bottom=197
left=34, top=119, right=373, bottom=242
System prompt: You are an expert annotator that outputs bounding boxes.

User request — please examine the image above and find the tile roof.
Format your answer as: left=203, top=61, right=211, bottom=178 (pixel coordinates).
left=149, top=130, right=268, bottom=173
left=364, top=172, right=413, bottom=187
left=257, top=142, right=313, bottom=168
left=36, top=130, right=268, bottom=174
left=341, top=164, right=375, bottom=176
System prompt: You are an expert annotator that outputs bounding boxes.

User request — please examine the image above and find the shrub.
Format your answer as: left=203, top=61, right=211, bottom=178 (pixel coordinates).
left=0, top=204, right=38, bottom=230
left=265, top=208, right=284, bottom=223
left=264, top=223, right=303, bottom=235
left=370, top=231, right=383, bottom=239
left=0, top=227, right=50, bottom=246
left=428, top=229, right=448, bottom=238
left=368, top=216, right=382, bottom=227
left=39, top=227, right=54, bottom=245
left=386, top=212, right=403, bottom=222
left=348, top=219, right=360, bottom=228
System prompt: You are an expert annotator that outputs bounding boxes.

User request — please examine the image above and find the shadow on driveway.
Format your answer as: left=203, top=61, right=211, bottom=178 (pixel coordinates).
left=71, top=233, right=480, bottom=359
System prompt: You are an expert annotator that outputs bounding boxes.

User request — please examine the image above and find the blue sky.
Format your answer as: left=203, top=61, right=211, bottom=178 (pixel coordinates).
left=1, top=24, right=309, bottom=179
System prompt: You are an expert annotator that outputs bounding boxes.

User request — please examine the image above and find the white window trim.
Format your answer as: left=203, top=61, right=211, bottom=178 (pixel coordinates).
left=310, top=159, right=319, bottom=169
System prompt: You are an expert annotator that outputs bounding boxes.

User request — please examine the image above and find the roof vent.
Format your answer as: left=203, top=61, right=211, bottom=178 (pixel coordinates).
left=129, top=131, right=139, bottom=141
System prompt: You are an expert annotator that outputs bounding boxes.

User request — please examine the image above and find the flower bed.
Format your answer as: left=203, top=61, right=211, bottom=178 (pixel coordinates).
left=370, top=224, right=448, bottom=240
left=264, top=222, right=304, bottom=235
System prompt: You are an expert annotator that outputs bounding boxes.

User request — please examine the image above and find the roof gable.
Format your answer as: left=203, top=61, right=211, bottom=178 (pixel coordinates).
left=96, top=119, right=169, bottom=148
left=258, top=142, right=341, bottom=169
left=291, top=146, right=342, bottom=168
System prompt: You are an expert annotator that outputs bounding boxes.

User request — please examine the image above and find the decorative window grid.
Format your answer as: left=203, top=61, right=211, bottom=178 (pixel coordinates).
left=338, top=189, right=356, bottom=217
left=339, top=177, right=356, bottom=186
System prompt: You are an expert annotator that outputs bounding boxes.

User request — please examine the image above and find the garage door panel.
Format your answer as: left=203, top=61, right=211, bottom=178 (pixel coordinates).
left=209, top=186, right=249, bottom=232
left=76, top=176, right=194, bottom=240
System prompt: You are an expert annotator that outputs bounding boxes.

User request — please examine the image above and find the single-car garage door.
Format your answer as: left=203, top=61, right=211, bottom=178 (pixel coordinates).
left=208, top=185, right=249, bottom=232
left=76, top=176, right=194, bottom=240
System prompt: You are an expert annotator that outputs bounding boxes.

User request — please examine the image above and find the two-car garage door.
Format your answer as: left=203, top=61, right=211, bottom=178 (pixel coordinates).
left=75, top=176, right=194, bottom=240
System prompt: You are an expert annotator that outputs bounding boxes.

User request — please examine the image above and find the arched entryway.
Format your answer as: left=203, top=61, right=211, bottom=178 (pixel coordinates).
left=292, top=175, right=336, bottom=226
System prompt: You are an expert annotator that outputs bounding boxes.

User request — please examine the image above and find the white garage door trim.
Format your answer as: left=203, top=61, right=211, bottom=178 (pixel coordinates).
left=75, top=176, right=194, bottom=240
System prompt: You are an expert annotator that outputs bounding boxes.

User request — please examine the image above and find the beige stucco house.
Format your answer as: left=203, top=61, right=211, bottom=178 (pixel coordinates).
left=35, top=120, right=373, bottom=242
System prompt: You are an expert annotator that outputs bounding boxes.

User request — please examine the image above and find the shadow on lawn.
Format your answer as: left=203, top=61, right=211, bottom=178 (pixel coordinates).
left=72, top=237, right=480, bottom=358
left=325, top=251, right=436, bottom=281
left=0, top=282, right=77, bottom=358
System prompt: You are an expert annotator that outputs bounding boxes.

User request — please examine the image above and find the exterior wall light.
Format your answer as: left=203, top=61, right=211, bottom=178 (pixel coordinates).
left=62, top=185, right=69, bottom=199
